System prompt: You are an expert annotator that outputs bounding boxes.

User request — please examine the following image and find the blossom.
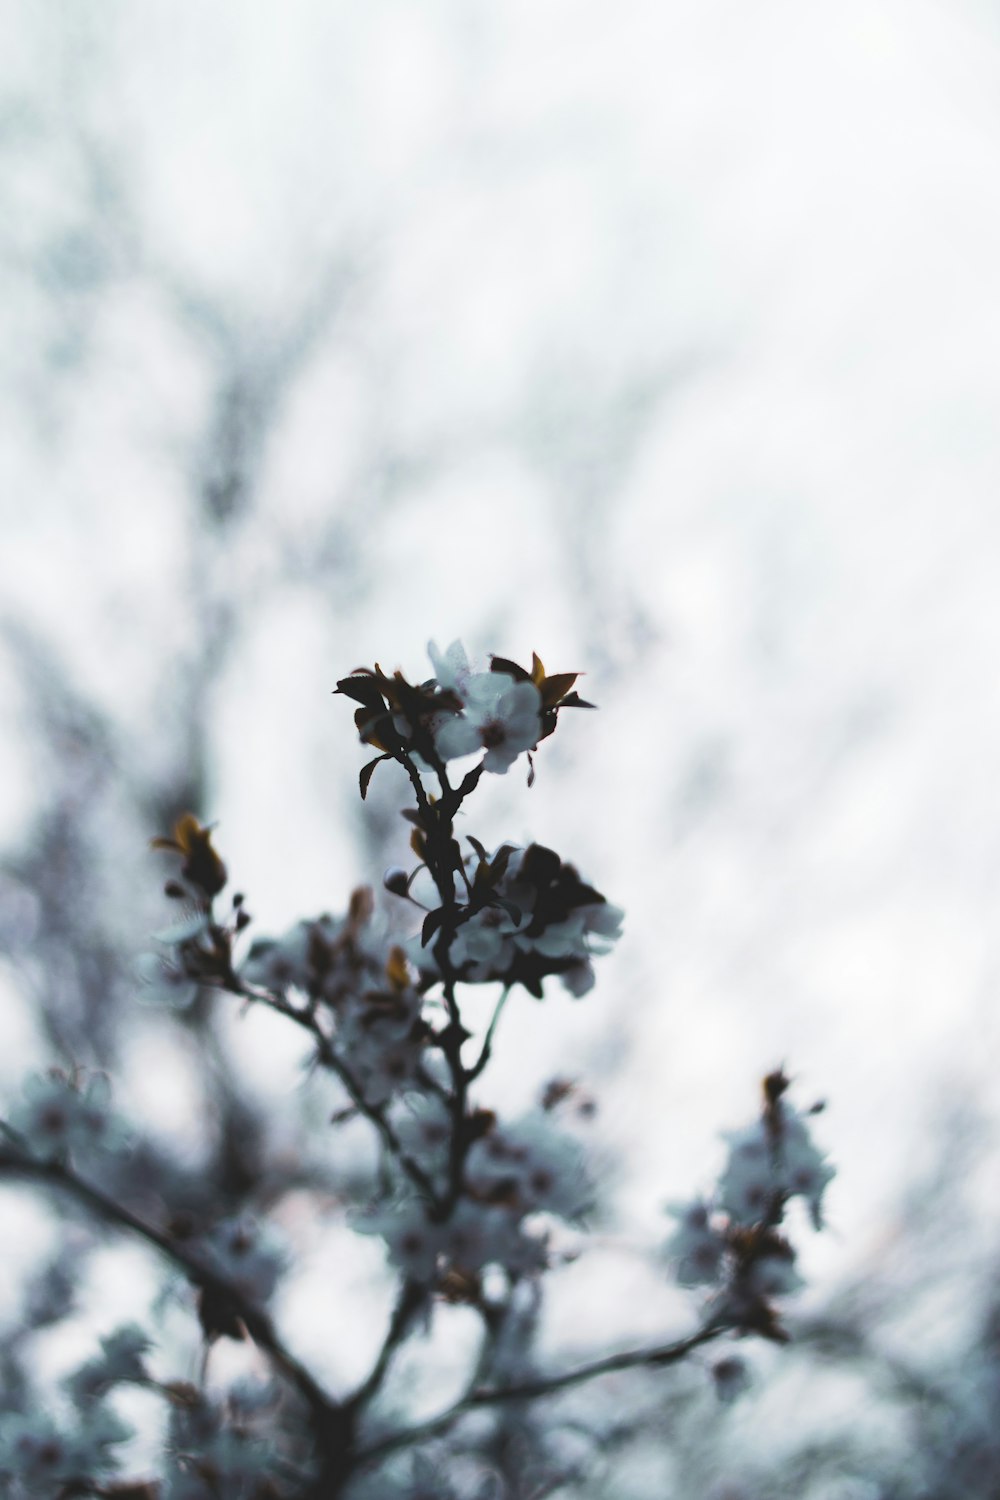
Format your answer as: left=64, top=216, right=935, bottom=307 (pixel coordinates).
left=416, top=842, right=623, bottom=998
left=10, top=1072, right=130, bottom=1163
left=391, top=1092, right=453, bottom=1183
left=778, top=1110, right=837, bottom=1229
left=427, top=638, right=475, bottom=697
left=195, top=1217, right=285, bottom=1305
left=718, top=1108, right=835, bottom=1229
left=336, top=950, right=428, bottom=1107
left=241, top=890, right=386, bottom=1010
left=136, top=947, right=201, bottom=1010
left=465, top=1112, right=592, bottom=1221
left=65, top=1324, right=151, bottom=1407
left=354, top=1200, right=444, bottom=1284
left=717, top=1122, right=778, bottom=1225
left=664, top=1200, right=728, bottom=1287
left=433, top=673, right=542, bottom=774
left=164, top=1391, right=278, bottom=1500
left=0, top=1406, right=132, bottom=1495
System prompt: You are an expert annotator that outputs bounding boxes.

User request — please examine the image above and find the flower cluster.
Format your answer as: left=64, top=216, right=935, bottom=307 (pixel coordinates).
left=241, top=887, right=383, bottom=1004
left=665, top=1070, right=835, bottom=1343
left=243, top=893, right=431, bottom=1107
left=411, top=841, right=623, bottom=998
left=359, top=1106, right=591, bottom=1295
left=0, top=639, right=838, bottom=1499
left=1, top=1327, right=147, bottom=1499
left=336, top=640, right=592, bottom=788
left=0, top=1407, right=133, bottom=1499
left=161, top=1382, right=282, bottom=1500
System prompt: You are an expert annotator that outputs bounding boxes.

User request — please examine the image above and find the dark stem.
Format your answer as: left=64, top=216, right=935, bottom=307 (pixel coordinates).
left=396, top=749, right=475, bottom=1213
left=465, top=986, right=511, bottom=1083
left=356, top=1318, right=729, bottom=1463
left=344, top=1279, right=425, bottom=1416
left=230, top=976, right=443, bottom=1210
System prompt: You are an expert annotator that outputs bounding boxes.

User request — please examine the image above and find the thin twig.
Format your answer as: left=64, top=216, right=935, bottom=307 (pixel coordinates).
left=345, top=1280, right=424, bottom=1415
left=465, top=987, right=511, bottom=1083
left=356, top=1318, right=728, bottom=1463
left=230, top=978, right=443, bottom=1210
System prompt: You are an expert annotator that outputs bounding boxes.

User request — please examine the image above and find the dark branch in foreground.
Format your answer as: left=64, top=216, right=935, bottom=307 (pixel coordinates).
left=0, top=1140, right=337, bottom=1426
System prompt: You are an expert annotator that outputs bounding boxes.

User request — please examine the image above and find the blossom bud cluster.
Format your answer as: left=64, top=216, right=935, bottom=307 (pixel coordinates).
left=412, top=841, right=623, bottom=998
left=336, top=639, right=592, bottom=786
left=0, top=1407, right=133, bottom=1499
left=359, top=1106, right=591, bottom=1292
left=665, top=1071, right=835, bottom=1342
left=242, top=894, right=430, bottom=1107
left=161, top=1381, right=281, bottom=1499
left=0, top=1327, right=150, bottom=1498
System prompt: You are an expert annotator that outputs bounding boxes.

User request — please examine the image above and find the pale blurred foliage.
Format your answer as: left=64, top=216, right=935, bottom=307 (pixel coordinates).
left=3, top=0, right=1000, bottom=1493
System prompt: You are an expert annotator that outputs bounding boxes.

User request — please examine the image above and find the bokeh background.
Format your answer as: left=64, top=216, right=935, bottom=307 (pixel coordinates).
left=3, top=1, right=1000, bottom=1494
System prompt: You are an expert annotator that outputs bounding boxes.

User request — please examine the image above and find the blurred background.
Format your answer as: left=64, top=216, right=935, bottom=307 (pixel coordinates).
left=3, top=0, right=1000, bottom=1494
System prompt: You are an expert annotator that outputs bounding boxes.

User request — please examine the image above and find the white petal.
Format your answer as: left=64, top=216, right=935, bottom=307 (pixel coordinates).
left=434, top=715, right=483, bottom=761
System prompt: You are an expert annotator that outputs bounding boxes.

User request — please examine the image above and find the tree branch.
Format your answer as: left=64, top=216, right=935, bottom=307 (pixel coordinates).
left=229, top=977, right=443, bottom=1211
left=0, top=1140, right=337, bottom=1426
left=356, top=1318, right=728, bottom=1463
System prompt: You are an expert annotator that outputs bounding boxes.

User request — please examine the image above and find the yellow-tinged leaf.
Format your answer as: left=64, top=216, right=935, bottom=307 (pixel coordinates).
left=386, top=945, right=410, bottom=989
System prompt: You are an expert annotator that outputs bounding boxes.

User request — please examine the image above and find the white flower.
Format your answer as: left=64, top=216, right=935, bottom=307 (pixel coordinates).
left=136, top=949, right=200, bottom=1010
left=443, top=1199, right=544, bottom=1275
left=583, top=901, right=625, bottom=949
left=10, top=1073, right=130, bottom=1163
left=665, top=1200, right=728, bottom=1287
left=354, top=1200, right=444, bottom=1283
left=466, top=1113, right=592, bottom=1221
left=0, top=1407, right=132, bottom=1492
left=718, top=1123, right=778, bottom=1225
left=65, top=1324, right=151, bottom=1407
left=391, top=1092, right=453, bottom=1179
left=336, top=978, right=426, bottom=1106
left=427, top=638, right=475, bottom=697
left=448, top=904, right=521, bottom=978
left=434, top=674, right=542, bottom=774
left=778, top=1111, right=836, bottom=1229
left=241, top=921, right=312, bottom=994
left=718, top=1112, right=835, bottom=1229
left=196, top=1218, right=285, bottom=1304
